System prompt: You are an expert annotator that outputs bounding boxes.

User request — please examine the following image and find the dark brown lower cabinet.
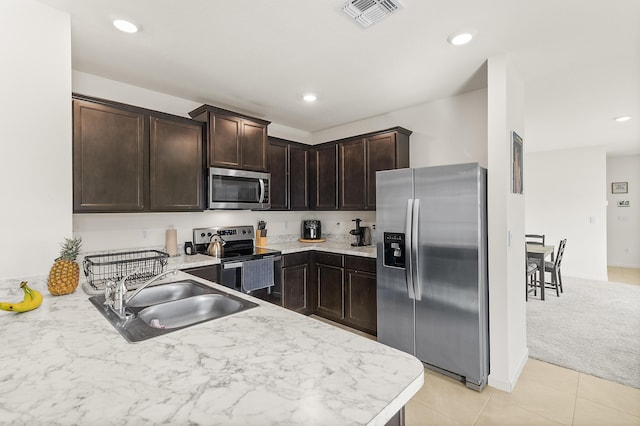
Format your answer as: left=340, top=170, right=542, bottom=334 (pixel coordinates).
left=314, top=252, right=345, bottom=320
left=183, top=251, right=378, bottom=333
left=313, top=253, right=377, bottom=335
left=316, top=263, right=345, bottom=321
left=282, top=252, right=312, bottom=314
left=283, top=264, right=309, bottom=313
left=386, top=407, right=404, bottom=426
left=345, top=256, right=377, bottom=335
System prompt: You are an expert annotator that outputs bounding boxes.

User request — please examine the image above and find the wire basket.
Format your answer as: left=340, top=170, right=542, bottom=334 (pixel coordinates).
left=83, top=250, right=169, bottom=291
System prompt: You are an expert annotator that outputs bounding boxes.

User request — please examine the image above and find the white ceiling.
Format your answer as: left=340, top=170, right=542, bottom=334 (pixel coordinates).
left=37, top=0, right=640, bottom=155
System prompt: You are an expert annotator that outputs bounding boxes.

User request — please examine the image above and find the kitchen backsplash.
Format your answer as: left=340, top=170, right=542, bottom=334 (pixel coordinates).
left=73, top=210, right=376, bottom=254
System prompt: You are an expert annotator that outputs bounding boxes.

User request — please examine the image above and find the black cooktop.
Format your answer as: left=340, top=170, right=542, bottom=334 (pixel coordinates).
left=191, top=225, right=280, bottom=261
left=194, top=244, right=280, bottom=260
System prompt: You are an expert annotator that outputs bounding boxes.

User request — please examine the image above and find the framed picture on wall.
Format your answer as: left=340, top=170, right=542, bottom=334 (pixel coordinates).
left=511, top=131, right=523, bottom=194
left=611, top=182, right=628, bottom=194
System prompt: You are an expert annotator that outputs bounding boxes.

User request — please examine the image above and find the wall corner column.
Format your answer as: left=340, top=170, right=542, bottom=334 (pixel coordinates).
left=486, top=55, right=528, bottom=392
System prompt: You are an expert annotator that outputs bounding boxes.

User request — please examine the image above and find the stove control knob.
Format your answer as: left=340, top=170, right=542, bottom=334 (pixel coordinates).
left=200, top=233, right=206, bottom=238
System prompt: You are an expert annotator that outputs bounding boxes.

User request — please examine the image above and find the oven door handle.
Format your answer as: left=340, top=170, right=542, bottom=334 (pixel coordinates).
left=223, top=262, right=243, bottom=269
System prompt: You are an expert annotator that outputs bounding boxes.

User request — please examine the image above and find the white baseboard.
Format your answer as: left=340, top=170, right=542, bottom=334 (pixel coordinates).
left=608, top=264, right=640, bottom=269
left=566, top=273, right=609, bottom=282
left=487, top=347, right=529, bottom=392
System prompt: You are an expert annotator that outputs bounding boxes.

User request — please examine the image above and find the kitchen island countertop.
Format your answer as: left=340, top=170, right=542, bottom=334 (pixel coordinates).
left=0, top=272, right=422, bottom=425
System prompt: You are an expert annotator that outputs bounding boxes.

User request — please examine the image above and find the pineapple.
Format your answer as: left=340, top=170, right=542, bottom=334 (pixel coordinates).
left=47, top=237, right=82, bottom=296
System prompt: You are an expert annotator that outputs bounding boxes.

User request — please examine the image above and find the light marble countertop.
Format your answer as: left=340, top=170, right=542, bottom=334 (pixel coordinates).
left=260, top=240, right=377, bottom=258
left=160, top=240, right=376, bottom=273
left=0, top=272, right=423, bottom=425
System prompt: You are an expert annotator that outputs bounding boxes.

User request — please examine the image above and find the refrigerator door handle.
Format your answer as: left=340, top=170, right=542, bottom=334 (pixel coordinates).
left=412, top=199, right=422, bottom=301
left=405, top=198, right=416, bottom=300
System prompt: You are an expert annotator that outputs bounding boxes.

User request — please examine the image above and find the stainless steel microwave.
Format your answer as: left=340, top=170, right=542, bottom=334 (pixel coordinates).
left=208, top=167, right=270, bottom=210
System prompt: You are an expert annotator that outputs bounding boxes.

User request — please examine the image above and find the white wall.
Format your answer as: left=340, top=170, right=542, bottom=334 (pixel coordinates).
left=606, top=155, right=640, bottom=268
left=487, top=55, right=528, bottom=392
left=0, top=0, right=72, bottom=280
left=525, top=147, right=608, bottom=280
left=74, top=210, right=375, bottom=253
left=73, top=71, right=313, bottom=144
left=312, top=89, right=488, bottom=168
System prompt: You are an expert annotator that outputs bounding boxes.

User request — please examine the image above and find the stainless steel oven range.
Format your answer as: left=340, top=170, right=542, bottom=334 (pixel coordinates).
left=192, top=226, right=282, bottom=297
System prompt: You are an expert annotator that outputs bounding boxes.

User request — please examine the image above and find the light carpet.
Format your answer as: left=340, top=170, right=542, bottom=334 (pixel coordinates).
left=526, top=276, right=640, bottom=389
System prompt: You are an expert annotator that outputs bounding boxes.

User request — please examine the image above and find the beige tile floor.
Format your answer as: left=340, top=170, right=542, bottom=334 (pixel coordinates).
left=608, top=266, right=640, bottom=286
left=310, top=316, right=640, bottom=425
left=407, top=360, right=640, bottom=426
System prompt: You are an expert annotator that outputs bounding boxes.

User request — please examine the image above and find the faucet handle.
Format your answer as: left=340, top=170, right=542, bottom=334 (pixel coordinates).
left=103, top=280, right=116, bottom=306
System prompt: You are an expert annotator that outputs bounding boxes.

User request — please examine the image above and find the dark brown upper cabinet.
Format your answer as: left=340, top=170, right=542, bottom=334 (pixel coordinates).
left=267, top=137, right=310, bottom=211
left=364, top=129, right=410, bottom=209
left=313, top=127, right=411, bottom=211
left=73, top=95, right=204, bottom=213
left=189, top=105, right=270, bottom=172
left=289, top=144, right=310, bottom=210
left=311, top=143, right=339, bottom=210
left=339, top=139, right=367, bottom=209
left=73, top=99, right=148, bottom=212
left=149, top=116, right=204, bottom=211
left=267, top=138, right=288, bottom=210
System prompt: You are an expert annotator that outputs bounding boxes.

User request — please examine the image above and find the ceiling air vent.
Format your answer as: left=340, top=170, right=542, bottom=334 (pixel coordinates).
left=342, top=0, right=405, bottom=28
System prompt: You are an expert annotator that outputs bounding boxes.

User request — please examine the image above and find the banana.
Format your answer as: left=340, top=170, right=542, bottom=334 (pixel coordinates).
left=0, top=281, right=43, bottom=313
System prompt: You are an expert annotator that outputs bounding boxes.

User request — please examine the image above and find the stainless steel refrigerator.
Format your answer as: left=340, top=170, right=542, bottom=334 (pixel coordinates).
left=376, top=163, right=489, bottom=391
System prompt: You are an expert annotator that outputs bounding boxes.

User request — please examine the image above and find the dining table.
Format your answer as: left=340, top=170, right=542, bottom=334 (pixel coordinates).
left=526, top=243, right=555, bottom=300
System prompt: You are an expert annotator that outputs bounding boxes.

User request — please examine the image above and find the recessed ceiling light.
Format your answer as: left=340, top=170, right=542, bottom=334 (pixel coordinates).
left=303, top=94, right=317, bottom=102
left=113, top=19, right=138, bottom=33
left=447, top=32, right=474, bottom=46
left=614, top=116, right=631, bottom=122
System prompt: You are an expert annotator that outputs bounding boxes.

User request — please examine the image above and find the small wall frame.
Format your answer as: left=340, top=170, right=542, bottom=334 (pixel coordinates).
left=611, top=182, right=628, bottom=194
left=511, top=131, right=523, bottom=194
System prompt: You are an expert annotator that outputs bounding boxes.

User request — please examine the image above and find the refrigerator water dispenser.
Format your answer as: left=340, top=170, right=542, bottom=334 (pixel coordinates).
left=383, top=232, right=405, bottom=268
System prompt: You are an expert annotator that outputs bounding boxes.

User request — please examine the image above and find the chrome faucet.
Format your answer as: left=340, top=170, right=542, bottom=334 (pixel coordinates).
left=125, top=269, right=178, bottom=307
left=103, top=269, right=178, bottom=320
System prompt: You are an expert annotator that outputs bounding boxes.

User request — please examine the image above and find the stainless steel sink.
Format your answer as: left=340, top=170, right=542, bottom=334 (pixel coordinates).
left=138, top=294, right=245, bottom=329
left=89, top=279, right=258, bottom=342
left=126, top=280, right=210, bottom=308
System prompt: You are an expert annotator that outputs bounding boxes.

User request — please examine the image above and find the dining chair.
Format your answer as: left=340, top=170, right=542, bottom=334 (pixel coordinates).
left=544, top=239, right=567, bottom=296
left=525, top=234, right=545, bottom=246
left=526, top=258, right=539, bottom=301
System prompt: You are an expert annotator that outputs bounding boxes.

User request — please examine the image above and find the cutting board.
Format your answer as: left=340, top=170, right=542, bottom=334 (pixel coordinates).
left=298, top=238, right=326, bottom=243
